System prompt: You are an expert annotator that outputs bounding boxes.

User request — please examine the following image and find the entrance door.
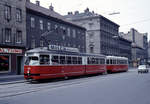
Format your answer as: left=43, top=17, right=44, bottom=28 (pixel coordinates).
left=17, top=56, right=23, bottom=75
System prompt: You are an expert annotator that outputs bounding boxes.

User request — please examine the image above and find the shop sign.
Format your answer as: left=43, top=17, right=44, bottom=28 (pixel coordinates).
left=0, top=48, right=22, bottom=54
left=48, top=45, right=79, bottom=53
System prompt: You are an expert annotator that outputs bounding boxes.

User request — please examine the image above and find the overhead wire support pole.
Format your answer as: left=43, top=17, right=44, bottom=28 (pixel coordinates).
left=40, top=30, right=55, bottom=47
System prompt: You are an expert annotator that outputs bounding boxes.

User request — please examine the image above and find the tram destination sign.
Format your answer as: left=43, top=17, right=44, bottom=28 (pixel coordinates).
left=48, top=45, right=79, bottom=53
left=0, top=48, right=22, bottom=54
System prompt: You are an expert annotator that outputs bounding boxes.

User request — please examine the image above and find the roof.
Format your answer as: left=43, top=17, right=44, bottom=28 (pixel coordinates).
left=26, top=47, right=105, bottom=57
left=106, top=56, right=128, bottom=60
left=64, top=10, right=119, bottom=27
left=26, top=2, right=86, bottom=30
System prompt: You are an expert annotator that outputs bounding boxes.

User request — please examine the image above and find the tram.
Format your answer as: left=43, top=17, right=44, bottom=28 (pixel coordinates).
left=106, top=56, right=128, bottom=73
left=24, top=45, right=106, bottom=81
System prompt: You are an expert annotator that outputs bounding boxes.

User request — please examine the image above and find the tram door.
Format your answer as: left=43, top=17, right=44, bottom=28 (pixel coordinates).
left=60, top=56, right=67, bottom=77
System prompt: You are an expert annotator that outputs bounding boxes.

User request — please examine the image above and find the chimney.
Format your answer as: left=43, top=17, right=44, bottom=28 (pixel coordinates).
left=68, top=12, right=71, bottom=15
left=49, top=3, right=54, bottom=11
left=36, top=0, right=40, bottom=6
left=74, top=11, right=79, bottom=15
left=84, top=8, right=89, bottom=13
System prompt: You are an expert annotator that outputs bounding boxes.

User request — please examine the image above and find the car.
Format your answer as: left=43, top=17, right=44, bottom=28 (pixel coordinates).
left=138, top=65, right=149, bottom=73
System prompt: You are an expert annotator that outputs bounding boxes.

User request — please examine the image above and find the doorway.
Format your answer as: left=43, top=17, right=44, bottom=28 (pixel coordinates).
left=17, top=56, right=24, bottom=75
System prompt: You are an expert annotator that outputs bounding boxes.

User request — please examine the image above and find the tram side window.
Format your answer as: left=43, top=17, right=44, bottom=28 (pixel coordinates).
left=72, top=57, right=77, bottom=64
left=51, top=55, right=59, bottom=65
left=60, top=56, right=66, bottom=64
left=88, top=57, right=90, bottom=64
left=95, top=58, right=99, bottom=64
left=78, top=57, right=82, bottom=64
left=117, top=60, right=119, bottom=64
left=66, top=56, right=72, bottom=64
left=110, top=59, right=113, bottom=64
left=106, top=59, right=109, bottom=64
left=101, top=59, right=105, bottom=64
left=92, top=58, right=95, bottom=64
left=113, top=60, right=116, bottom=64
left=40, top=55, right=49, bottom=65
left=125, top=60, right=128, bottom=64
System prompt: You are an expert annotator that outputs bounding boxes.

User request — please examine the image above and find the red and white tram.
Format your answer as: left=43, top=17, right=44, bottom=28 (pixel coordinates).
left=106, top=56, right=128, bottom=73
left=24, top=46, right=106, bottom=81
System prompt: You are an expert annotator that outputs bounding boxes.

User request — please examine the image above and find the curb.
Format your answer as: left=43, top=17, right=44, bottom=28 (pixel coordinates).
left=0, top=80, right=25, bottom=85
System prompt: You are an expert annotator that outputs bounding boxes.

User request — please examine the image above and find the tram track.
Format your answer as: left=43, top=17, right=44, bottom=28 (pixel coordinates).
left=0, top=71, right=133, bottom=99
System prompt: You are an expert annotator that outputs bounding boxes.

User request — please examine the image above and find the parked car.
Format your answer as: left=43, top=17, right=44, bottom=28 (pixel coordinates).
left=138, top=65, right=149, bottom=73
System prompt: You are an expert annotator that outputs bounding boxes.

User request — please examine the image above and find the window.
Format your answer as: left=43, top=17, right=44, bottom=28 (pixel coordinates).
left=31, top=39, right=35, bottom=48
left=16, top=9, right=22, bottom=22
left=66, top=56, right=72, bottom=64
left=31, top=17, right=35, bottom=28
left=72, top=29, right=76, bottom=38
left=0, top=55, right=10, bottom=72
left=63, top=27, right=66, bottom=34
left=72, top=57, right=77, bottom=64
left=110, top=59, right=113, bottom=64
left=47, top=22, right=51, bottom=30
left=67, top=28, right=70, bottom=37
left=5, top=28, right=11, bottom=42
left=91, top=58, right=96, bottom=64
left=78, top=57, right=82, bottom=64
left=101, top=59, right=105, bottom=64
left=39, top=20, right=43, bottom=30
left=95, top=58, right=99, bottom=64
left=40, top=55, right=50, bottom=65
left=25, top=56, right=39, bottom=65
left=4, top=5, right=11, bottom=21
left=16, top=31, right=22, bottom=43
left=51, top=55, right=59, bottom=65
left=55, top=24, right=58, bottom=33
left=88, top=57, right=92, bottom=64
left=106, top=59, right=109, bottom=64
left=60, top=56, right=65, bottom=64
left=90, top=47, right=94, bottom=53
left=62, top=35, right=65, bottom=40
left=40, top=40, right=44, bottom=47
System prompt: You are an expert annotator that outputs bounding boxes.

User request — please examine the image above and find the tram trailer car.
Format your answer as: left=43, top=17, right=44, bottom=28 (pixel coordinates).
left=106, top=56, right=128, bottom=73
left=24, top=47, right=106, bottom=81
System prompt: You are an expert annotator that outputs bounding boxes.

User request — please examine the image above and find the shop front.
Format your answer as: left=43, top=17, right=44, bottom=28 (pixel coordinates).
left=0, top=47, right=25, bottom=75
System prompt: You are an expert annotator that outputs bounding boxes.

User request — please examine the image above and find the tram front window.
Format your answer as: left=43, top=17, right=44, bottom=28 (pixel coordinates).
left=25, top=57, right=39, bottom=65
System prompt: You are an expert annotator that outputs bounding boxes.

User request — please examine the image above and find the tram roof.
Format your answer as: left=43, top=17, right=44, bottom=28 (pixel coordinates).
left=26, top=47, right=105, bottom=57
left=106, top=56, right=128, bottom=60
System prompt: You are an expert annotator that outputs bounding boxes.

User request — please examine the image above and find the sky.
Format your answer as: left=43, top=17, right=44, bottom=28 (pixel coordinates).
left=31, top=0, right=150, bottom=40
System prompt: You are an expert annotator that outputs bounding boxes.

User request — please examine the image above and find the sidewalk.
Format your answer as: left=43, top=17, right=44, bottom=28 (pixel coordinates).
left=0, top=75, right=25, bottom=85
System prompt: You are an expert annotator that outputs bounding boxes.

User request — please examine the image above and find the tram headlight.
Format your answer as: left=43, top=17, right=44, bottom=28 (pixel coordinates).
left=27, top=67, right=31, bottom=74
left=27, top=70, right=30, bottom=74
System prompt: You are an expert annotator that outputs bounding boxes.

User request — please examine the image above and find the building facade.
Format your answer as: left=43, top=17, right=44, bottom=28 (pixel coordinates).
left=121, top=28, right=148, bottom=67
left=65, top=8, right=120, bottom=56
left=26, top=1, right=86, bottom=53
left=118, top=36, right=132, bottom=66
left=0, top=0, right=26, bottom=75
left=148, top=41, right=150, bottom=65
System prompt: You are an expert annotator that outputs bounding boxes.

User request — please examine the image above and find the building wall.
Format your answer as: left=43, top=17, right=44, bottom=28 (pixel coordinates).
left=121, top=28, right=148, bottom=66
left=73, top=17, right=101, bottom=54
left=119, top=37, right=132, bottom=64
left=0, top=0, right=26, bottom=46
left=100, top=16, right=119, bottom=56
left=123, top=28, right=146, bottom=49
left=0, top=0, right=26, bottom=75
left=26, top=2, right=86, bottom=53
left=65, top=8, right=120, bottom=56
